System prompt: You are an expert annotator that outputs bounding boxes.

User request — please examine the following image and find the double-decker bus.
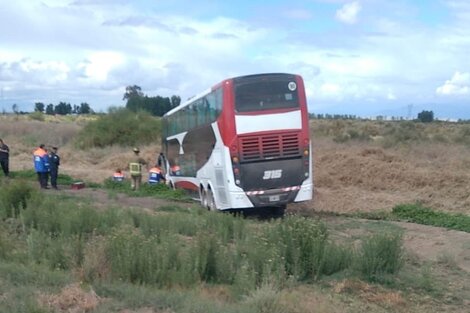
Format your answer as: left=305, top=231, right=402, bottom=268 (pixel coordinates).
left=162, top=73, right=312, bottom=215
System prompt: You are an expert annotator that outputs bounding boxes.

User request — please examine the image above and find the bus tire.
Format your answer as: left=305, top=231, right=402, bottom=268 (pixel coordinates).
left=206, top=188, right=216, bottom=211
left=274, top=205, right=286, bottom=218
left=200, top=187, right=207, bottom=208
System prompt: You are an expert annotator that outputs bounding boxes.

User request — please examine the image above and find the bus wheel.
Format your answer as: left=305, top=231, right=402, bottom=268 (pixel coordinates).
left=273, top=205, right=286, bottom=218
left=206, top=189, right=216, bottom=211
left=200, top=188, right=207, bottom=207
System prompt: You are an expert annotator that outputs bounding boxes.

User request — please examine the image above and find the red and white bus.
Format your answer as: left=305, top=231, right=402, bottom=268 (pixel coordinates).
left=162, top=73, right=312, bottom=215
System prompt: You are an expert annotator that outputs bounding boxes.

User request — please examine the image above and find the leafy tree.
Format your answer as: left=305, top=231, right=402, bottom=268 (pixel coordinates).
left=171, top=95, right=181, bottom=108
left=46, top=104, right=54, bottom=115
left=123, top=85, right=144, bottom=101
left=12, top=104, right=18, bottom=114
left=72, top=104, right=79, bottom=114
left=54, top=102, right=72, bottom=115
left=79, top=102, right=92, bottom=114
left=124, top=86, right=177, bottom=117
left=417, top=110, right=434, bottom=123
left=34, top=102, right=45, bottom=113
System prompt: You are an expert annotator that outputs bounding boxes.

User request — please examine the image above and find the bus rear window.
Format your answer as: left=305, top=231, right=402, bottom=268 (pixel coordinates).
left=234, top=76, right=299, bottom=112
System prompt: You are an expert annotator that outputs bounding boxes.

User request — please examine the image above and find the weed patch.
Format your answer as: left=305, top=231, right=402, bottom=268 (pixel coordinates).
left=103, top=178, right=189, bottom=201
left=392, top=204, right=470, bottom=232
left=356, top=232, right=404, bottom=282
left=0, top=179, right=35, bottom=218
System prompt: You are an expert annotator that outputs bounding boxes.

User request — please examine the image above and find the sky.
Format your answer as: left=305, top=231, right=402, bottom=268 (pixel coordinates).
left=1, top=0, right=470, bottom=119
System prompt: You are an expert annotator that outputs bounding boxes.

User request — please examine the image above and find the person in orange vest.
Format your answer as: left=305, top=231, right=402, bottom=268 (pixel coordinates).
left=33, top=144, right=48, bottom=188
left=148, top=165, right=164, bottom=184
left=170, top=164, right=181, bottom=176
left=113, top=168, right=125, bottom=182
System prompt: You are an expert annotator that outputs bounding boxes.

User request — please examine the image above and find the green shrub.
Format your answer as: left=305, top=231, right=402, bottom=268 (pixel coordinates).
left=104, top=178, right=189, bottom=201
left=243, top=283, right=284, bottom=313
left=0, top=180, right=34, bottom=218
left=392, top=204, right=470, bottom=232
left=28, top=111, right=45, bottom=121
left=356, top=232, right=404, bottom=281
left=74, top=108, right=162, bottom=149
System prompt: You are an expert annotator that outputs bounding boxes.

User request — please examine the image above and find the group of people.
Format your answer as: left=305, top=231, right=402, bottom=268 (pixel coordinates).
left=0, top=139, right=61, bottom=189
left=2, top=139, right=166, bottom=193
left=33, top=144, right=61, bottom=189
left=113, top=148, right=165, bottom=191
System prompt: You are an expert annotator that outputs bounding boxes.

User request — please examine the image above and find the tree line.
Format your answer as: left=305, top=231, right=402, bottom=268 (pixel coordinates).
left=310, top=110, right=444, bottom=123
left=34, top=102, right=94, bottom=115
left=123, top=85, right=181, bottom=116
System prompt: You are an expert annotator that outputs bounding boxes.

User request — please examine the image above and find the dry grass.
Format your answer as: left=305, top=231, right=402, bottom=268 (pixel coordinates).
left=305, top=136, right=470, bottom=214
left=333, top=279, right=407, bottom=309
left=2, top=115, right=470, bottom=214
left=38, top=283, right=101, bottom=313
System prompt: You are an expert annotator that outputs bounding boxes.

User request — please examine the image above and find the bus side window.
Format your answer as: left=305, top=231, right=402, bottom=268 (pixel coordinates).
left=204, top=98, right=211, bottom=124
left=206, top=93, right=217, bottom=122
left=196, top=99, right=205, bottom=128
left=188, top=104, right=196, bottom=130
left=215, top=87, right=223, bottom=115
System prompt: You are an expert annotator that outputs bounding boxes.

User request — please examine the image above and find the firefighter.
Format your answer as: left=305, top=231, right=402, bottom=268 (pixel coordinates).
left=129, top=147, right=147, bottom=190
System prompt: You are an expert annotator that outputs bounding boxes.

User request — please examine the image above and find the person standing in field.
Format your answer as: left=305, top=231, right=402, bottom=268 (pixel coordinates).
left=0, top=138, right=9, bottom=178
left=49, top=146, right=60, bottom=190
left=33, top=144, right=48, bottom=188
left=129, top=147, right=147, bottom=190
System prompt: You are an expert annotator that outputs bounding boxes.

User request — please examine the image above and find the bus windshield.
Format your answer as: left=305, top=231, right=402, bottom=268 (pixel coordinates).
left=234, top=74, right=300, bottom=112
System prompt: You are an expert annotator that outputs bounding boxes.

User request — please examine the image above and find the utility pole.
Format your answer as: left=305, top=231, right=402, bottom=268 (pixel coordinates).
left=407, top=104, right=413, bottom=120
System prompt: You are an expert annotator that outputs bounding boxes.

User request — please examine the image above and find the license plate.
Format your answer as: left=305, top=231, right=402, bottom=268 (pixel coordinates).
left=269, top=195, right=280, bottom=202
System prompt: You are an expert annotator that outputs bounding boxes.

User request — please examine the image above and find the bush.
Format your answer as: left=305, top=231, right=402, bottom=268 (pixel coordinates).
left=0, top=180, right=34, bottom=218
left=28, top=111, right=45, bottom=121
left=356, top=232, right=404, bottom=281
left=74, top=108, right=162, bottom=149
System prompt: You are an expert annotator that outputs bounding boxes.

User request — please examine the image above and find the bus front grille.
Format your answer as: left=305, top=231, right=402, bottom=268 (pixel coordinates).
left=239, top=132, right=300, bottom=161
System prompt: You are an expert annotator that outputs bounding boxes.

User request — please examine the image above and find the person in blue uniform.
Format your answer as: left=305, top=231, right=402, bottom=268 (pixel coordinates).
left=49, top=146, right=61, bottom=189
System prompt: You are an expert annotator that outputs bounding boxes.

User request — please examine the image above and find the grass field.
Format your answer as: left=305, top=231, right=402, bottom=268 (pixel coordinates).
left=0, top=113, right=469, bottom=312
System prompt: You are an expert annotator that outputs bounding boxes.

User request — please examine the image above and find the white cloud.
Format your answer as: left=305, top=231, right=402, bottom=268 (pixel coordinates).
left=436, top=71, right=470, bottom=95
left=79, top=51, right=125, bottom=82
left=0, top=58, right=69, bottom=85
left=335, top=1, right=361, bottom=24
